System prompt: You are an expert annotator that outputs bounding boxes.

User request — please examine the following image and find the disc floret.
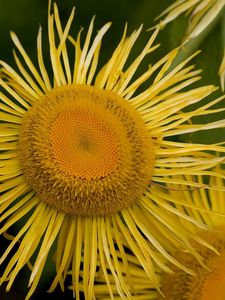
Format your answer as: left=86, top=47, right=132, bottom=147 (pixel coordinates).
left=19, top=85, right=155, bottom=216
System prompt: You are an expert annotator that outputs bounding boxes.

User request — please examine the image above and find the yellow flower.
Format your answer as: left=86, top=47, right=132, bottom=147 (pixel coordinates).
left=158, top=171, right=225, bottom=299
left=158, top=0, right=225, bottom=39
left=1, top=2, right=225, bottom=299
left=79, top=172, right=225, bottom=300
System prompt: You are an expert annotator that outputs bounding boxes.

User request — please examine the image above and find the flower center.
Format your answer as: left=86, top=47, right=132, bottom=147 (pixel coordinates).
left=19, top=85, right=155, bottom=216
left=50, top=110, right=119, bottom=179
left=201, top=250, right=225, bottom=300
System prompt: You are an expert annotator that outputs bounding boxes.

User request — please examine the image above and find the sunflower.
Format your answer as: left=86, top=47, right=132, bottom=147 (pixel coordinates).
left=158, top=171, right=225, bottom=300
left=1, top=2, right=225, bottom=299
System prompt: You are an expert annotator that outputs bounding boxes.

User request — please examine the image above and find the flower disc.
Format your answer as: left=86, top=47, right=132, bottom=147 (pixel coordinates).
left=19, top=85, right=155, bottom=216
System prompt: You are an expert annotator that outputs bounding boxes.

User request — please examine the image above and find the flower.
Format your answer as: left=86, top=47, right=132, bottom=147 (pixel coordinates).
left=157, top=0, right=225, bottom=40
left=158, top=170, right=225, bottom=299
left=1, top=2, right=225, bottom=299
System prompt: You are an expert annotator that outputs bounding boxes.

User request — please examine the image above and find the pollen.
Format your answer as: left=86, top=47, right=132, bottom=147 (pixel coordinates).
left=50, top=110, right=119, bottom=179
left=19, top=85, right=155, bottom=216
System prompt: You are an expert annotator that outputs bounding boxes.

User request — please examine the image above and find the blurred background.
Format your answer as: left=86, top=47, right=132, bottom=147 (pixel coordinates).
left=0, top=0, right=224, bottom=299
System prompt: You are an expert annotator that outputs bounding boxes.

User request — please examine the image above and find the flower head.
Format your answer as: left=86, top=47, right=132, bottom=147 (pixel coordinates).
left=158, top=171, right=225, bottom=300
left=1, top=2, right=225, bottom=299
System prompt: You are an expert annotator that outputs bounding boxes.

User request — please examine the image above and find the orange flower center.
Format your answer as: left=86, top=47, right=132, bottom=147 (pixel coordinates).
left=19, top=85, right=155, bottom=216
left=201, top=250, right=225, bottom=300
left=50, top=110, right=119, bottom=179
